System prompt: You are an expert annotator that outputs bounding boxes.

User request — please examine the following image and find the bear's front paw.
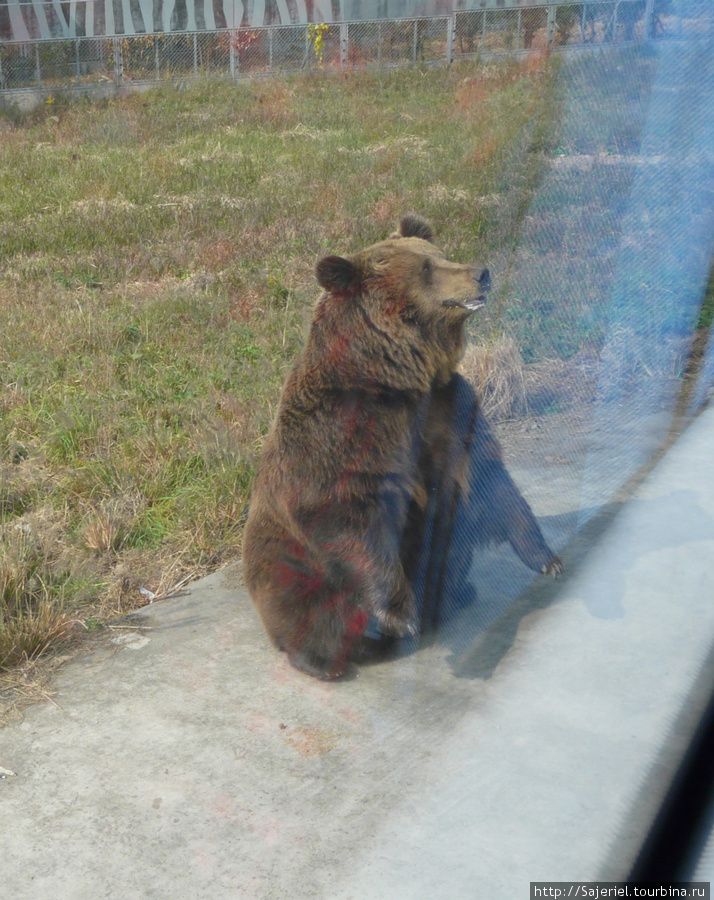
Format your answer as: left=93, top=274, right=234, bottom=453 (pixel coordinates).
left=372, top=583, right=419, bottom=638
left=541, top=556, right=564, bottom=579
left=373, top=606, right=419, bottom=638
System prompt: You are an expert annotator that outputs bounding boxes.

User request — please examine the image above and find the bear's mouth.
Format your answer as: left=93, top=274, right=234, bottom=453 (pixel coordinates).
left=442, top=269, right=490, bottom=313
left=466, top=294, right=488, bottom=311
left=442, top=295, right=488, bottom=313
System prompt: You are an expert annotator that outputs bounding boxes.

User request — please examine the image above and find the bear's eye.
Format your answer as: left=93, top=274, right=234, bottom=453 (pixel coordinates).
left=421, top=259, right=433, bottom=278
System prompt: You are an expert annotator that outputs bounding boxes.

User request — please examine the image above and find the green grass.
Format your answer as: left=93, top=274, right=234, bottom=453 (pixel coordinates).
left=6, top=46, right=707, bottom=674
left=0, top=58, right=565, bottom=670
left=700, top=266, right=714, bottom=331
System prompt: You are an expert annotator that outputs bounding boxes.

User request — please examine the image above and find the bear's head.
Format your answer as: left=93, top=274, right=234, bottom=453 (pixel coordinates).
left=314, top=217, right=490, bottom=386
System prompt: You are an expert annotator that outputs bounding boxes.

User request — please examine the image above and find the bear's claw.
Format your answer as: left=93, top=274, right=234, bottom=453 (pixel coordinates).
left=542, top=557, right=564, bottom=579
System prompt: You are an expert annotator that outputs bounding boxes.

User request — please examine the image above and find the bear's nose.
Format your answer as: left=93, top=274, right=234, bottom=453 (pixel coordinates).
left=476, top=268, right=491, bottom=292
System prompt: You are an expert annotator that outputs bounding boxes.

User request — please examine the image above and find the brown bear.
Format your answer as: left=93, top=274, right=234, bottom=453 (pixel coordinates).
left=242, top=216, right=491, bottom=679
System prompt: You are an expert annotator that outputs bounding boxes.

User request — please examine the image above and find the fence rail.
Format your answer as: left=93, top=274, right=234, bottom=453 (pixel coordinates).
left=1, top=2, right=712, bottom=94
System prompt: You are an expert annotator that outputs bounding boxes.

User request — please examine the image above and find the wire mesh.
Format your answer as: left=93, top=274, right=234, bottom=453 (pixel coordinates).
left=193, top=32, right=232, bottom=75
left=414, top=17, right=450, bottom=63
left=232, top=29, right=271, bottom=75
left=0, top=43, right=40, bottom=90
left=454, top=8, right=542, bottom=55
left=35, top=41, right=76, bottom=88
left=486, top=10, right=522, bottom=53
left=1, top=4, right=713, bottom=94
left=344, top=18, right=449, bottom=68
left=661, top=0, right=714, bottom=38
left=76, top=38, right=115, bottom=85
left=120, top=35, right=160, bottom=83
left=346, top=22, right=384, bottom=68
left=270, top=26, right=311, bottom=72
left=154, top=32, right=231, bottom=79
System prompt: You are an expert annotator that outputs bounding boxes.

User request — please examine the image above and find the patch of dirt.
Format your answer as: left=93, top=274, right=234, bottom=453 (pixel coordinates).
left=280, top=725, right=343, bottom=757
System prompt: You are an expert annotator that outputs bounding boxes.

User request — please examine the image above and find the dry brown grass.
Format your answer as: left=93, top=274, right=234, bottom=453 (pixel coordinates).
left=465, top=138, right=501, bottom=170
left=0, top=510, right=80, bottom=671
left=454, top=77, right=492, bottom=111
left=81, top=507, right=129, bottom=555
left=0, top=654, right=71, bottom=726
left=238, top=78, right=299, bottom=129
left=460, top=336, right=600, bottom=420
left=1, top=58, right=561, bottom=709
left=455, top=55, right=552, bottom=114
left=460, top=338, right=529, bottom=419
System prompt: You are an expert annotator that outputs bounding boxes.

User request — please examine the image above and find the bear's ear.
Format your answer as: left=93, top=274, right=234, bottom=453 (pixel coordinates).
left=398, top=216, right=434, bottom=243
left=316, top=255, right=360, bottom=294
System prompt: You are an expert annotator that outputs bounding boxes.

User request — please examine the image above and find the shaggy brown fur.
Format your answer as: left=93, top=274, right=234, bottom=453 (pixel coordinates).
left=242, top=217, right=490, bottom=679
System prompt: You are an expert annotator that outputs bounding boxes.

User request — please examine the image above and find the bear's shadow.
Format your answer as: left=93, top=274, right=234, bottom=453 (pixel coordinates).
left=371, top=490, right=714, bottom=680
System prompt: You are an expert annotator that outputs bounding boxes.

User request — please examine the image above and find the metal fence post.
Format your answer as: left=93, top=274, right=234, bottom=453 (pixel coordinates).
left=269, top=27, right=273, bottom=71
left=447, top=14, right=455, bottom=64
left=340, top=23, right=349, bottom=69
left=413, top=19, right=418, bottom=62
left=35, top=44, right=41, bottom=88
left=155, top=35, right=160, bottom=79
left=113, top=37, right=123, bottom=87
left=230, top=31, right=236, bottom=78
left=193, top=32, right=198, bottom=74
left=546, top=4, right=556, bottom=46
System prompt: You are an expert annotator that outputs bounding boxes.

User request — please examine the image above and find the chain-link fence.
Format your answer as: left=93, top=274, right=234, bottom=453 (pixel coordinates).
left=454, top=0, right=714, bottom=54
left=1, top=2, right=712, bottom=93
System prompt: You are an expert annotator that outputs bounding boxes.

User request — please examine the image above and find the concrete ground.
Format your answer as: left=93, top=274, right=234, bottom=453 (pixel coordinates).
left=2, top=404, right=714, bottom=899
